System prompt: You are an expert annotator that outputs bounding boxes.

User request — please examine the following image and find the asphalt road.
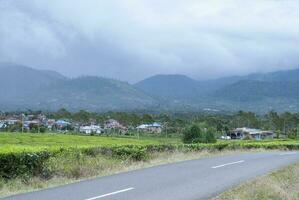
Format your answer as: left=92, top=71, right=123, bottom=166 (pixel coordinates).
left=4, top=151, right=299, bottom=200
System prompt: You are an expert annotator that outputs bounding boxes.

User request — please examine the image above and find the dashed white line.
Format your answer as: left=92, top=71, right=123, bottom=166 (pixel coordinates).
left=84, top=187, right=134, bottom=200
left=279, top=152, right=297, bottom=156
left=212, top=160, right=245, bottom=169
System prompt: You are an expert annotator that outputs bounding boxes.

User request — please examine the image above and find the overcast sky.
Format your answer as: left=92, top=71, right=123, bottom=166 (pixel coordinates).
left=1, top=0, right=299, bottom=82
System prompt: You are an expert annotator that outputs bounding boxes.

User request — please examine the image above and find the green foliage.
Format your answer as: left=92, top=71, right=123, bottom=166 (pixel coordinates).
left=182, top=125, right=216, bottom=144
left=6, top=122, right=22, bottom=132
left=182, top=125, right=202, bottom=143
left=287, top=128, right=299, bottom=139
left=205, top=128, right=217, bottom=143
left=243, top=135, right=253, bottom=140
left=142, top=114, right=154, bottom=124
left=0, top=151, right=52, bottom=179
left=1, top=132, right=299, bottom=181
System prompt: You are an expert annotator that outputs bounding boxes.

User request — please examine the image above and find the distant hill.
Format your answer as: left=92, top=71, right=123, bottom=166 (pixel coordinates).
left=1, top=63, right=299, bottom=112
left=35, top=76, right=157, bottom=111
left=135, top=74, right=204, bottom=102
left=0, top=64, right=156, bottom=111
left=214, top=80, right=299, bottom=101
left=243, top=68, right=299, bottom=82
left=0, top=63, right=66, bottom=103
left=135, top=69, right=299, bottom=112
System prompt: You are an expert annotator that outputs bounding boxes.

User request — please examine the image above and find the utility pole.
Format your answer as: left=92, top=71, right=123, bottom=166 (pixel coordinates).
left=165, top=122, right=168, bottom=138
left=21, top=113, right=24, bottom=133
left=284, top=119, right=286, bottom=135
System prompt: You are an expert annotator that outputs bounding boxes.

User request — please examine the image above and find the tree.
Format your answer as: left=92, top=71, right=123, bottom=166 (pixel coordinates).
left=182, top=124, right=202, bottom=143
left=287, top=128, right=298, bottom=139
left=73, top=110, right=91, bottom=123
left=205, top=128, right=217, bottom=143
left=182, top=125, right=216, bottom=144
left=56, top=108, right=72, bottom=119
left=142, top=114, right=154, bottom=124
left=266, top=111, right=282, bottom=138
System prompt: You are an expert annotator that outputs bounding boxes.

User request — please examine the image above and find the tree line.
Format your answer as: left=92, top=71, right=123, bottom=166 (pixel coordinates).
left=1, top=109, right=299, bottom=139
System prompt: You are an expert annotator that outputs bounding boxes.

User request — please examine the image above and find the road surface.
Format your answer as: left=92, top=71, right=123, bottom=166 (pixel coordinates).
left=4, top=151, right=299, bottom=200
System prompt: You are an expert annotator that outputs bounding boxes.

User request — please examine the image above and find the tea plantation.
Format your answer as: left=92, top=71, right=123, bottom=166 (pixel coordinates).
left=1, top=132, right=299, bottom=180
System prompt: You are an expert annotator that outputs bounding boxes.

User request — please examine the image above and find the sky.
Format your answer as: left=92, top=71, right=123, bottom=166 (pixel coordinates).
left=1, top=0, right=299, bottom=82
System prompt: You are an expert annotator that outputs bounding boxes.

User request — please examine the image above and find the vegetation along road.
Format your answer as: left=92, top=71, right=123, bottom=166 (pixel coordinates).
left=3, top=151, right=299, bottom=200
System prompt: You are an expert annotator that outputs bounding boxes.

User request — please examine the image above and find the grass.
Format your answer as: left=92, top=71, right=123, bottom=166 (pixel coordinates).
left=214, top=163, right=299, bottom=200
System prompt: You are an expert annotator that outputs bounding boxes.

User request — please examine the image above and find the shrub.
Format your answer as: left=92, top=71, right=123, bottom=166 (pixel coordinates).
left=243, top=135, right=253, bottom=140
left=205, top=128, right=217, bottom=143
left=1, top=139, right=299, bottom=180
left=182, top=125, right=217, bottom=144
left=182, top=125, right=203, bottom=143
left=0, top=151, right=52, bottom=179
left=287, top=129, right=298, bottom=139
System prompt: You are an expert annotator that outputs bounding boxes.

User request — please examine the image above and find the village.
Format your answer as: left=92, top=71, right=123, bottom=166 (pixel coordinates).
left=0, top=113, right=164, bottom=135
left=0, top=113, right=277, bottom=140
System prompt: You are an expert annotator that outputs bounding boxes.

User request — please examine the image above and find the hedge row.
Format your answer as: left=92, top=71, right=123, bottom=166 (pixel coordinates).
left=0, top=151, right=52, bottom=179
left=1, top=141, right=299, bottom=179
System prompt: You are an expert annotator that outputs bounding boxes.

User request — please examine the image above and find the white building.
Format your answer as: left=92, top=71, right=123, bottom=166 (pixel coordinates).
left=5, top=119, right=19, bottom=125
left=104, top=119, right=121, bottom=129
left=79, top=125, right=102, bottom=134
left=229, top=127, right=274, bottom=140
left=0, top=121, right=6, bottom=129
left=137, top=123, right=162, bottom=133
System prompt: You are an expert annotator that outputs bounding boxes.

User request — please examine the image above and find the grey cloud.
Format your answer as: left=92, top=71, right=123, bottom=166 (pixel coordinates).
left=1, top=0, right=299, bottom=82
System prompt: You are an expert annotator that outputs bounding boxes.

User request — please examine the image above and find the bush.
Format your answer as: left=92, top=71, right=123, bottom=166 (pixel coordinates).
left=1, top=140, right=299, bottom=180
left=205, top=128, right=217, bottom=143
left=0, top=151, right=52, bottom=179
left=182, top=125, right=203, bottom=143
left=92, top=146, right=147, bottom=161
left=243, top=135, right=253, bottom=140
left=182, top=125, right=216, bottom=144
left=287, top=129, right=298, bottom=139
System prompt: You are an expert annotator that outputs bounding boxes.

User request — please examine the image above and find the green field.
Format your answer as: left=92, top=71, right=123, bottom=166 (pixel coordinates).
left=0, top=133, right=174, bottom=154
left=1, top=132, right=299, bottom=154
left=1, top=132, right=299, bottom=198
left=1, top=132, right=299, bottom=179
left=0, top=132, right=163, bottom=146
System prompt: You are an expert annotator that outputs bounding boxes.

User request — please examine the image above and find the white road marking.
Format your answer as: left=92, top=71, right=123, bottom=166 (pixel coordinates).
left=279, top=152, right=297, bottom=156
left=84, top=187, right=134, bottom=200
left=212, top=160, right=245, bottom=169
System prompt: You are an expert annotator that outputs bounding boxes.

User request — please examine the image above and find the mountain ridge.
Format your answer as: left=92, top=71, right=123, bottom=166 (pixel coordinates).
left=1, top=63, right=299, bottom=112
left=0, top=64, right=157, bottom=111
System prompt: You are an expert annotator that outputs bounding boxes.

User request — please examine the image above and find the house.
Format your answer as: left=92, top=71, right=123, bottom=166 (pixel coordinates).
left=55, top=120, right=71, bottom=131
left=229, top=127, right=274, bottom=140
left=23, top=120, right=40, bottom=130
left=104, top=119, right=121, bottom=129
left=26, top=115, right=35, bottom=121
left=137, top=122, right=162, bottom=133
left=46, top=119, right=56, bottom=129
left=56, top=120, right=71, bottom=127
left=0, top=121, right=6, bottom=129
left=103, top=119, right=128, bottom=134
left=79, top=125, right=102, bottom=134
left=5, top=119, right=19, bottom=125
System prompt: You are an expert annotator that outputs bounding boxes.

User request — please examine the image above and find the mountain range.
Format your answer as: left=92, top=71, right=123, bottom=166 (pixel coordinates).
left=1, top=63, right=299, bottom=113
